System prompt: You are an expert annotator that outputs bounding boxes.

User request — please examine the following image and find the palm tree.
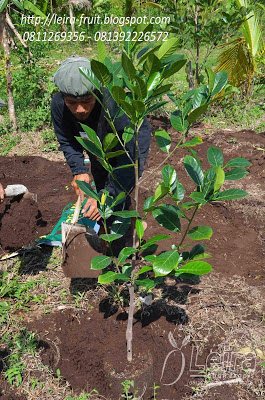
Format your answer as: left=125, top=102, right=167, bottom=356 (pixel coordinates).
left=216, top=0, right=264, bottom=94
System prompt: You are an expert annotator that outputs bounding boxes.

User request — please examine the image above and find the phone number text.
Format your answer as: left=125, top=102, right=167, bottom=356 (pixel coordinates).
left=22, top=31, right=170, bottom=42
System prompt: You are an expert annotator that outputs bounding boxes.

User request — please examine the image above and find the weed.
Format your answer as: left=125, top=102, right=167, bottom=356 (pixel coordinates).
left=2, top=329, right=38, bottom=387
left=121, top=379, right=136, bottom=400
left=65, top=389, right=99, bottom=400
left=41, top=129, right=58, bottom=152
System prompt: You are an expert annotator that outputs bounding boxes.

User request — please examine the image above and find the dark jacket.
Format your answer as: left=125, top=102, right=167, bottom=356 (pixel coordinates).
left=51, top=90, right=152, bottom=198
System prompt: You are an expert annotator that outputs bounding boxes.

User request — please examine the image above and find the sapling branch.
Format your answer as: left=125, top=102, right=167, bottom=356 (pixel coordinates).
left=178, top=204, right=199, bottom=248
left=139, top=131, right=188, bottom=186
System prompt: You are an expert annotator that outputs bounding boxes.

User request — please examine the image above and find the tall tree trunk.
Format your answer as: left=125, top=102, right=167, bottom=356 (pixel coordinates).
left=186, top=61, right=194, bottom=89
left=69, top=3, right=75, bottom=33
left=1, top=13, right=17, bottom=132
left=194, top=2, right=200, bottom=86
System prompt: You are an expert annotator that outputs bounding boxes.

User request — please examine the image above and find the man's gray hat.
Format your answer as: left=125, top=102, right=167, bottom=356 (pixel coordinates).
left=53, top=56, right=95, bottom=97
left=0, top=98, right=6, bottom=108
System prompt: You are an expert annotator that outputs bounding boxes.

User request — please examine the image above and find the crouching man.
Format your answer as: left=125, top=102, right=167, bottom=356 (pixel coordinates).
left=51, top=56, right=151, bottom=222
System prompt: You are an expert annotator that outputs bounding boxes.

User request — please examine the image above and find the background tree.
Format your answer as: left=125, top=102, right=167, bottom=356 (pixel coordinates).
left=0, top=0, right=45, bottom=131
left=161, top=0, right=247, bottom=88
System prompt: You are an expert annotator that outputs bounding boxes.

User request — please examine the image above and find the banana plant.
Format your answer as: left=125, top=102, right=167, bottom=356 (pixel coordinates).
left=76, top=32, right=248, bottom=362
left=216, top=0, right=264, bottom=94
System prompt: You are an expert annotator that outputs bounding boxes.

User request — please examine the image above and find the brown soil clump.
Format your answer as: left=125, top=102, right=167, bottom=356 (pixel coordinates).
left=0, top=156, right=74, bottom=255
left=0, top=196, right=46, bottom=251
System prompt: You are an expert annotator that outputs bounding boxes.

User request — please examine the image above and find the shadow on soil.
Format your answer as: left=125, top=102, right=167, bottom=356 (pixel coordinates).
left=17, top=245, right=54, bottom=275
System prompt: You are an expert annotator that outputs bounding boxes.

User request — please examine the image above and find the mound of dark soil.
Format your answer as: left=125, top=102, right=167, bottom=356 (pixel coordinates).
left=28, top=306, right=213, bottom=399
left=0, top=156, right=74, bottom=255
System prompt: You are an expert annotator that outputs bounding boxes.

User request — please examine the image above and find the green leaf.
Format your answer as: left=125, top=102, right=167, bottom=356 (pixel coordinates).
left=214, top=166, right=225, bottom=192
left=118, top=247, right=137, bottom=264
left=189, top=192, right=207, bottom=204
left=100, top=233, right=123, bottom=242
left=111, top=192, right=126, bottom=208
left=23, top=0, right=46, bottom=17
left=211, top=71, right=228, bottom=97
left=156, top=37, right=179, bottom=60
left=206, top=67, right=215, bottom=92
left=176, top=261, right=212, bottom=276
left=189, top=244, right=205, bottom=259
left=143, top=196, right=155, bottom=212
left=97, top=40, right=107, bottom=62
left=135, top=279, right=155, bottom=290
left=162, top=165, right=177, bottom=189
left=136, top=219, right=144, bottom=241
left=75, top=137, right=103, bottom=159
left=113, top=210, right=139, bottom=218
left=226, top=158, right=251, bottom=168
left=213, top=189, right=248, bottom=201
left=120, top=100, right=136, bottom=120
left=152, top=84, right=172, bottom=97
left=122, top=126, right=134, bottom=144
left=147, top=72, right=161, bottom=92
left=113, top=163, right=135, bottom=172
left=170, top=112, right=188, bottom=133
left=202, top=167, right=216, bottom=197
left=91, top=60, right=112, bottom=85
left=146, top=101, right=168, bottom=114
left=188, top=226, right=213, bottom=240
left=162, top=58, right=187, bottom=79
left=152, top=204, right=181, bottom=232
left=144, top=254, right=156, bottom=263
left=180, top=137, right=203, bottom=148
left=154, top=130, right=171, bottom=153
left=141, top=234, right=170, bottom=251
left=138, top=265, right=153, bottom=275
left=122, top=52, right=136, bottom=81
left=79, top=66, right=101, bottom=91
left=144, top=54, right=161, bottom=76
left=111, top=217, right=130, bottom=236
left=122, top=264, right=132, bottom=276
left=225, top=168, right=248, bottom=180
left=153, top=250, right=180, bottom=277
left=76, top=181, right=99, bottom=201
left=153, top=183, right=169, bottom=202
left=80, top=124, right=103, bottom=150
left=135, top=76, right=147, bottom=98
left=187, top=104, right=208, bottom=124
left=111, top=86, right=126, bottom=105
left=103, top=133, right=118, bottom=152
left=98, top=271, right=118, bottom=284
left=106, top=150, right=125, bottom=160
left=91, top=255, right=112, bottom=270
left=207, top=147, right=224, bottom=167
left=132, top=100, right=146, bottom=114
left=0, top=0, right=8, bottom=12
left=172, top=182, right=185, bottom=202
left=184, top=156, right=204, bottom=186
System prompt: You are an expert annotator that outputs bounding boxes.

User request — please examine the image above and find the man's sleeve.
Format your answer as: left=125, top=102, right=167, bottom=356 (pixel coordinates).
left=104, top=114, right=152, bottom=198
left=51, top=94, right=87, bottom=175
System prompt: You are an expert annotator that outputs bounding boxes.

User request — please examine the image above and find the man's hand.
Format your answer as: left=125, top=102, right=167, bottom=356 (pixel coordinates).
left=0, top=183, right=4, bottom=202
left=71, top=173, right=91, bottom=198
left=82, top=197, right=101, bottom=221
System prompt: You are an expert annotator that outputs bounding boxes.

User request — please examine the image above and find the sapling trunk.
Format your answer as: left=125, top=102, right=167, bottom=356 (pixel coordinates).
left=126, top=129, right=140, bottom=362
left=126, top=284, right=135, bottom=362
